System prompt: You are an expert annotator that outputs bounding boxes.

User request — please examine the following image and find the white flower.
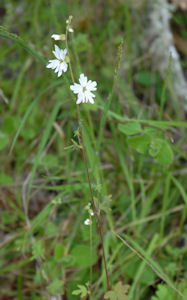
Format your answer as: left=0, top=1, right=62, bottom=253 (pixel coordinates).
left=68, top=27, right=74, bottom=33
left=84, top=218, right=91, bottom=226
left=51, top=34, right=61, bottom=40
left=90, top=211, right=94, bottom=216
left=70, top=74, right=97, bottom=104
left=46, top=45, right=68, bottom=77
left=51, top=34, right=65, bottom=41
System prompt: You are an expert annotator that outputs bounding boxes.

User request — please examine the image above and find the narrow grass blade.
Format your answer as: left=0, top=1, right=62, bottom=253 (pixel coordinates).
left=27, top=97, right=62, bottom=203
left=9, top=80, right=62, bottom=154
left=0, top=26, right=46, bottom=64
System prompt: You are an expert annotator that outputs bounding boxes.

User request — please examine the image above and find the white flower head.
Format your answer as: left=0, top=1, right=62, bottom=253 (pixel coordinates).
left=84, top=218, right=91, bottom=226
left=68, top=27, right=74, bottom=33
left=51, top=34, right=65, bottom=41
left=46, top=45, right=68, bottom=77
left=70, top=74, right=97, bottom=104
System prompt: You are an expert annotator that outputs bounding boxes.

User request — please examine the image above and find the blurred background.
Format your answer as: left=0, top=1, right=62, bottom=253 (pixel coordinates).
left=0, top=0, right=187, bottom=299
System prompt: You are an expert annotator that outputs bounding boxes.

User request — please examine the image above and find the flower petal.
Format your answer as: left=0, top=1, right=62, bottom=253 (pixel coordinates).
left=87, top=80, right=97, bottom=91
left=60, top=62, right=68, bottom=72
left=76, top=92, right=85, bottom=104
left=53, top=45, right=61, bottom=59
left=76, top=97, right=83, bottom=104
left=46, top=59, right=60, bottom=69
left=84, top=91, right=95, bottom=104
left=79, top=73, right=88, bottom=86
left=58, top=69, right=63, bottom=77
left=70, top=83, right=82, bottom=94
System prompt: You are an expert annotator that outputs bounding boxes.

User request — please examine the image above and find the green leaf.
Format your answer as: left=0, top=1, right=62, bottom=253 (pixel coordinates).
left=149, top=138, right=163, bottom=157
left=135, top=71, right=156, bottom=86
left=27, top=97, right=62, bottom=198
left=45, top=222, right=57, bottom=236
left=71, top=245, right=97, bottom=268
left=118, top=122, right=142, bottom=135
left=151, top=283, right=187, bottom=300
left=127, top=134, right=151, bottom=154
left=9, top=80, right=62, bottom=154
left=72, top=284, right=89, bottom=297
left=0, top=173, right=13, bottom=185
left=0, top=26, right=46, bottom=64
left=47, top=279, right=63, bottom=294
left=2, top=116, right=18, bottom=135
left=0, top=132, right=9, bottom=150
left=54, top=244, right=64, bottom=261
left=32, top=240, right=45, bottom=260
left=104, top=282, right=130, bottom=300
left=156, top=141, right=173, bottom=165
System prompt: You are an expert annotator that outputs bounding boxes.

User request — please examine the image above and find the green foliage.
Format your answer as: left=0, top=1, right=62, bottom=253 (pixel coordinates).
left=47, top=279, right=64, bottom=295
left=0, top=1, right=186, bottom=299
left=71, top=244, right=97, bottom=268
left=54, top=243, right=65, bottom=260
left=127, top=133, right=151, bottom=154
left=151, top=139, right=173, bottom=165
left=72, top=282, right=89, bottom=298
left=0, top=173, right=13, bottom=185
left=118, top=122, right=142, bottom=135
left=135, top=71, right=156, bottom=87
left=151, top=283, right=187, bottom=300
left=119, top=124, right=174, bottom=164
left=32, top=240, right=45, bottom=260
left=104, top=282, right=130, bottom=300
left=0, top=132, right=9, bottom=150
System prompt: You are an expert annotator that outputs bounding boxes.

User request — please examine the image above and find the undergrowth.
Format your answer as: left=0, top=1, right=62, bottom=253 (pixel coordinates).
left=0, top=1, right=187, bottom=299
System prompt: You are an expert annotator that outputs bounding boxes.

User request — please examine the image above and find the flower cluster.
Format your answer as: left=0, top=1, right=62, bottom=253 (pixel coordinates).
left=84, top=203, right=94, bottom=226
left=46, top=18, right=97, bottom=104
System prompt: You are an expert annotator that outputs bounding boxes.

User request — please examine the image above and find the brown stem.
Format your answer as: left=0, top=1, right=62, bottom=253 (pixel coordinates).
left=65, top=29, right=110, bottom=290
left=77, top=106, right=111, bottom=291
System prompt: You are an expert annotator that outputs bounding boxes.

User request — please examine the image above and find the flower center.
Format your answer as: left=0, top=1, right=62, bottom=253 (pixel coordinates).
left=82, top=87, right=86, bottom=92
left=60, top=59, right=64, bottom=63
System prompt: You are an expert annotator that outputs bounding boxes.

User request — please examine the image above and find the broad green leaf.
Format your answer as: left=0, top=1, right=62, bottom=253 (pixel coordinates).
left=149, top=138, right=163, bottom=157
left=118, top=122, right=142, bottom=135
left=156, top=141, right=173, bottom=165
left=127, top=134, right=151, bottom=154
left=71, top=245, right=97, bottom=268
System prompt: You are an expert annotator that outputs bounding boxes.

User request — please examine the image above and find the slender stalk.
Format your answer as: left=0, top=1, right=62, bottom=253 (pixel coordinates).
left=90, top=215, right=93, bottom=298
left=65, top=30, right=111, bottom=291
